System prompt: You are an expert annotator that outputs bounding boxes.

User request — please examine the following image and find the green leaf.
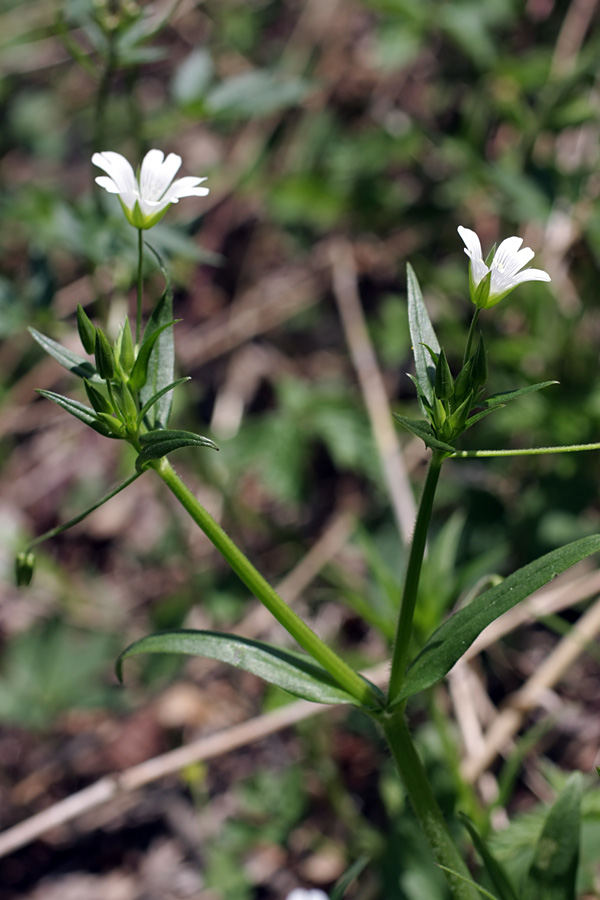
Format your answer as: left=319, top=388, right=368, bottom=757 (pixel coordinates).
left=330, top=857, right=370, bottom=900
left=117, top=630, right=359, bottom=705
left=479, top=381, right=558, bottom=412
left=139, top=246, right=175, bottom=429
left=407, top=263, right=440, bottom=409
left=29, top=327, right=101, bottom=382
left=129, top=318, right=180, bottom=394
left=523, top=773, right=582, bottom=900
left=136, top=428, right=219, bottom=470
left=206, top=70, right=308, bottom=118
left=398, top=535, right=600, bottom=702
left=36, top=389, right=118, bottom=438
left=460, top=814, right=519, bottom=900
left=137, top=377, right=191, bottom=426
left=393, top=414, right=455, bottom=453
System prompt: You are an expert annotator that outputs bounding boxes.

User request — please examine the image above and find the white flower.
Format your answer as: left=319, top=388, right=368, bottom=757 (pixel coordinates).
left=285, top=891, right=329, bottom=900
left=457, top=226, right=551, bottom=308
left=92, top=149, right=209, bottom=229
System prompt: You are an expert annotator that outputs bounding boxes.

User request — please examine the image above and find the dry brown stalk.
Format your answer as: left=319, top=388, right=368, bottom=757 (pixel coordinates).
left=329, top=238, right=416, bottom=545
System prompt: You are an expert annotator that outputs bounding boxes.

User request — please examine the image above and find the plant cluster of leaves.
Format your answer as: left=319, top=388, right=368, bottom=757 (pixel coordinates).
left=2, top=0, right=600, bottom=898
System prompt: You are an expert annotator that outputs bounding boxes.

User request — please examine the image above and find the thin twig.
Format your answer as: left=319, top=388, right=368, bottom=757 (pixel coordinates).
left=329, top=238, right=416, bottom=545
left=0, top=663, right=389, bottom=859
left=461, top=593, right=600, bottom=782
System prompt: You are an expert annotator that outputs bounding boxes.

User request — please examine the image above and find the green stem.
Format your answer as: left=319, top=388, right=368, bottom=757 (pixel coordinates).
left=388, top=451, right=444, bottom=704
left=154, top=458, right=383, bottom=709
left=382, top=709, right=480, bottom=900
left=25, top=472, right=142, bottom=552
left=453, top=442, right=600, bottom=458
left=136, top=228, right=143, bottom=346
left=463, top=308, right=480, bottom=366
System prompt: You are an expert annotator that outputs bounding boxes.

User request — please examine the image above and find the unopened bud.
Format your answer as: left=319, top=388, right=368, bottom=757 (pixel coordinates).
left=15, top=551, right=36, bottom=587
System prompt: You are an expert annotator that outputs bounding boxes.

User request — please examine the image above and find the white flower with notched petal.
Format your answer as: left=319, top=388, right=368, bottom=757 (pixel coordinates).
left=457, top=226, right=551, bottom=309
left=92, top=149, right=209, bottom=230
left=285, top=891, right=329, bottom=900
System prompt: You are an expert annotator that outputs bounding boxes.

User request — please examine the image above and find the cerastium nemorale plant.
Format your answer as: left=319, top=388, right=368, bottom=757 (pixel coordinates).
left=17, top=149, right=600, bottom=900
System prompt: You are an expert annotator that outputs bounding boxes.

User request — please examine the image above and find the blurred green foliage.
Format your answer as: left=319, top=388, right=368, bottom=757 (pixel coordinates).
left=2, top=0, right=600, bottom=897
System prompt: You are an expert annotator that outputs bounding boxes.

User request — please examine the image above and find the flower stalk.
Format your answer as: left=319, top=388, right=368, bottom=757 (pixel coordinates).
left=388, top=450, right=445, bottom=705
left=153, top=458, right=383, bottom=710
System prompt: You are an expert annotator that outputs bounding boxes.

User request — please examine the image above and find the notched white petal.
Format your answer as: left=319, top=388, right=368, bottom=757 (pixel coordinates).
left=457, top=226, right=483, bottom=261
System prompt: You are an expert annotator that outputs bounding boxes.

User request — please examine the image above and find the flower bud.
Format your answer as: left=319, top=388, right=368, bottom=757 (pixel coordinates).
left=15, top=551, right=36, bottom=587
left=94, top=328, right=115, bottom=380
left=77, top=304, right=96, bottom=355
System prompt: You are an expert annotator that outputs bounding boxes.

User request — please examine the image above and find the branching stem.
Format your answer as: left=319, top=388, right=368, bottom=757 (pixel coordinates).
left=154, top=458, right=383, bottom=709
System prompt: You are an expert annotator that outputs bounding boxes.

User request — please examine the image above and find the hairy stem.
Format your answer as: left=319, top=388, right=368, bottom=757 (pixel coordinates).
left=154, top=458, right=383, bottom=709
left=388, top=451, right=444, bottom=704
left=382, top=709, right=480, bottom=900
left=136, top=229, right=143, bottom=346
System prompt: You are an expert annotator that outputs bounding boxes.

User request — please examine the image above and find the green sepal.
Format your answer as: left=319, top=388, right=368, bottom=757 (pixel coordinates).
left=407, top=263, right=440, bottom=409
left=84, top=379, right=113, bottom=415
left=116, top=630, right=361, bottom=705
left=96, top=412, right=126, bottom=437
left=137, top=377, right=191, bottom=427
left=138, top=246, right=176, bottom=429
left=393, top=414, right=455, bottom=453
left=136, top=428, right=219, bottom=471
left=459, top=814, right=519, bottom=900
left=118, top=318, right=135, bottom=375
left=523, top=773, right=582, bottom=900
left=472, top=334, right=488, bottom=388
left=395, top=535, right=600, bottom=703
left=15, top=551, right=36, bottom=587
left=76, top=303, right=96, bottom=355
left=94, top=327, right=115, bottom=380
left=478, top=381, right=558, bottom=412
left=29, top=327, right=101, bottom=382
left=113, top=382, right=138, bottom=430
left=128, top=319, right=181, bottom=393
left=472, top=270, right=492, bottom=309
left=434, top=347, right=454, bottom=400
left=36, top=388, right=118, bottom=438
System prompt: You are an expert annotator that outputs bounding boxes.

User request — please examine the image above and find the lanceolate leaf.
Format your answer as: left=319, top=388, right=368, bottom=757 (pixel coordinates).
left=459, top=814, right=519, bottom=900
left=139, top=245, right=175, bottom=429
left=136, top=428, right=219, bottom=470
left=37, top=389, right=119, bottom=438
left=129, top=319, right=181, bottom=393
left=407, top=263, right=440, bottom=409
left=137, top=377, right=191, bottom=426
left=117, top=630, right=360, bottom=705
left=29, top=328, right=101, bottom=382
left=523, top=774, right=582, bottom=900
left=393, top=414, right=455, bottom=454
left=479, top=381, right=558, bottom=411
left=397, top=535, right=600, bottom=703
